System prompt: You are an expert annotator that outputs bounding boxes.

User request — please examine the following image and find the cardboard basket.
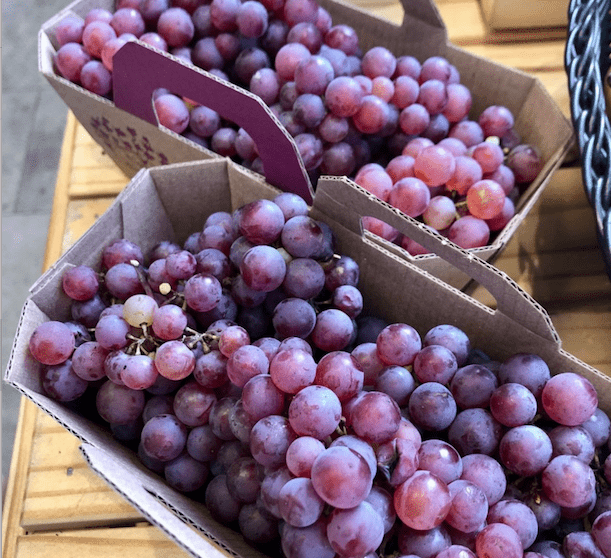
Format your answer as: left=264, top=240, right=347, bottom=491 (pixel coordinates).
left=38, top=0, right=575, bottom=289
left=5, top=157, right=611, bottom=558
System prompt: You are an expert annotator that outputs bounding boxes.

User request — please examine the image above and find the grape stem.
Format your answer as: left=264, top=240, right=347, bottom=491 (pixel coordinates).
left=182, top=327, right=219, bottom=353
left=130, top=260, right=155, bottom=298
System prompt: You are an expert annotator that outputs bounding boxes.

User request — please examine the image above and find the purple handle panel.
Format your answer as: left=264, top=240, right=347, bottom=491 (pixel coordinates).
left=112, top=41, right=313, bottom=203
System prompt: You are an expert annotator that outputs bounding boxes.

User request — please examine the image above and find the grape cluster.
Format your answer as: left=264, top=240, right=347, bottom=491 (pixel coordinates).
left=28, top=191, right=610, bottom=558
left=51, top=0, right=543, bottom=250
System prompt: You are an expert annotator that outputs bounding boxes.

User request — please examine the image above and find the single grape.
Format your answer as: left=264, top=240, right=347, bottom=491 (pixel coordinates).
left=475, top=523, right=523, bottom=558
left=499, top=424, right=553, bottom=476
left=41, top=360, right=89, bottom=402
left=541, top=372, right=598, bottom=426
left=310, top=445, right=372, bottom=509
left=394, top=470, right=452, bottom=530
left=541, top=455, right=596, bottom=508
left=326, top=501, right=385, bottom=557
left=29, top=321, right=75, bottom=365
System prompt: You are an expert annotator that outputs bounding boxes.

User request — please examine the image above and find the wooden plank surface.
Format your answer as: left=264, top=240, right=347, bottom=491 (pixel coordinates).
left=4, top=0, right=610, bottom=556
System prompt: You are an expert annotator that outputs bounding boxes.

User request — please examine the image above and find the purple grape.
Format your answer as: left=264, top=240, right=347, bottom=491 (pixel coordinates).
left=29, top=321, right=75, bottom=365
left=310, top=445, right=372, bottom=509
left=164, top=453, right=208, bottom=493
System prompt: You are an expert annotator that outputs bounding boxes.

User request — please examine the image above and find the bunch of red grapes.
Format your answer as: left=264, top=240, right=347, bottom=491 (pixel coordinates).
left=51, top=0, right=543, bottom=251
left=28, top=191, right=611, bottom=558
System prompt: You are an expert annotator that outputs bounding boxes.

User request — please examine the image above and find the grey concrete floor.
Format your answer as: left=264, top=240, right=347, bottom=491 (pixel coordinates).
left=2, top=0, right=72, bottom=486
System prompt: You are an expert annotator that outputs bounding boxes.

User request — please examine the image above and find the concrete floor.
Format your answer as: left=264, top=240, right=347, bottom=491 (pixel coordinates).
left=2, top=0, right=72, bottom=486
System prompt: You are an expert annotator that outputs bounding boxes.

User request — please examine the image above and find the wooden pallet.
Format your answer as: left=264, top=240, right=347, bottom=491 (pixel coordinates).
left=3, top=1, right=610, bottom=556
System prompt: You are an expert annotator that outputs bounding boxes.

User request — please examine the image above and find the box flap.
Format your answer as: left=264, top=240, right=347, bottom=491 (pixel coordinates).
left=80, top=443, right=266, bottom=558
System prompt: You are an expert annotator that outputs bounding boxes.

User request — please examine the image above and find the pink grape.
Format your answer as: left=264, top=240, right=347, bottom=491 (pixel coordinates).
left=226, top=344, right=269, bottom=388
left=397, top=524, right=451, bottom=558
left=403, top=136, right=434, bottom=158
left=141, top=414, right=187, bottom=461
left=479, top=105, right=515, bottom=138
left=238, top=199, right=285, bottom=245
left=541, top=372, right=598, bottom=426
left=275, top=43, right=311, bottom=82
left=154, top=340, right=196, bottom=380
left=399, top=103, right=430, bottom=135
left=249, top=414, right=296, bottom=469
left=413, top=145, right=456, bottom=187
left=445, top=479, right=488, bottom=534
left=489, top=382, right=537, bottom=427
left=460, top=453, right=506, bottom=505
left=499, top=424, right=553, bottom=476
left=420, top=56, right=453, bottom=83
left=542, top=455, right=597, bottom=508
left=84, top=8, right=113, bottom=26
left=288, top=385, right=342, bottom=439
left=310, top=445, right=372, bottom=508
left=54, top=43, right=92, bottom=83
left=362, top=46, right=396, bottom=78
left=472, top=142, right=504, bottom=174
left=449, top=120, right=484, bottom=147
left=278, top=477, right=325, bottom=527
left=82, top=21, right=117, bottom=58
left=236, top=0, right=268, bottom=38
left=506, top=144, right=543, bottom=183
left=423, top=195, right=457, bottom=230
left=294, top=55, right=334, bottom=95
left=377, top=322, right=422, bottom=366
left=288, top=22, right=323, bottom=54
left=372, top=76, right=395, bottom=102
left=443, top=83, right=472, bottom=123
left=392, top=75, right=420, bottom=109
left=486, top=196, right=515, bottom=231
left=41, top=360, right=88, bottom=402
left=447, top=216, right=490, bottom=249
left=324, top=23, right=359, bottom=55
left=55, top=15, right=85, bottom=46
left=475, top=523, right=522, bottom=558
left=413, top=344, right=458, bottom=384
left=591, top=511, right=611, bottom=558
left=62, top=265, right=99, bottom=301
left=388, top=177, right=431, bottom=218
left=487, top=499, right=539, bottom=549
left=154, top=94, right=190, bottom=134
left=285, top=436, right=325, bottom=477
left=394, top=470, right=452, bottom=530
left=270, top=348, right=317, bottom=395
left=71, top=341, right=108, bottom=381
left=138, top=31, right=168, bottom=51
left=110, top=8, right=145, bottom=37
left=315, top=351, right=363, bottom=402
left=386, top=154, right=415, bottom=183
left=326, top=502, right=385, bottom=557
left=417, top=79, right=448, bottom=115
left=352, top=95, right=390, bottom=134
left=311, top=309, right=354, bottom=352
left=354, top=163, right=393, bottom=201
left=417, top=439, right=463, bottom=484
left=423, top=324, right=471, bottom=366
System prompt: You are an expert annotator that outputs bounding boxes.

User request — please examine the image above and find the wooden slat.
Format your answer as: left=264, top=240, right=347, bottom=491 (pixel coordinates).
left=15, top=526, right=191, bottom=558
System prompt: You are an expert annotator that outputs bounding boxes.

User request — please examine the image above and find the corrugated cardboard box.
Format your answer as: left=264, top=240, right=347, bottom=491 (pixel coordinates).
left=5, top=157, right=610, bottom=558
left=38, top=0, right=574, bottom=289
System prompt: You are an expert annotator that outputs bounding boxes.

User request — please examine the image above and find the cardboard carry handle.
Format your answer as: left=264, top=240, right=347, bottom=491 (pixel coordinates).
left=315, top=176, right=560, bottom=343
left=112, top=41, right=314, bottom=204
left=396, top=0, right=447, bottom=40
